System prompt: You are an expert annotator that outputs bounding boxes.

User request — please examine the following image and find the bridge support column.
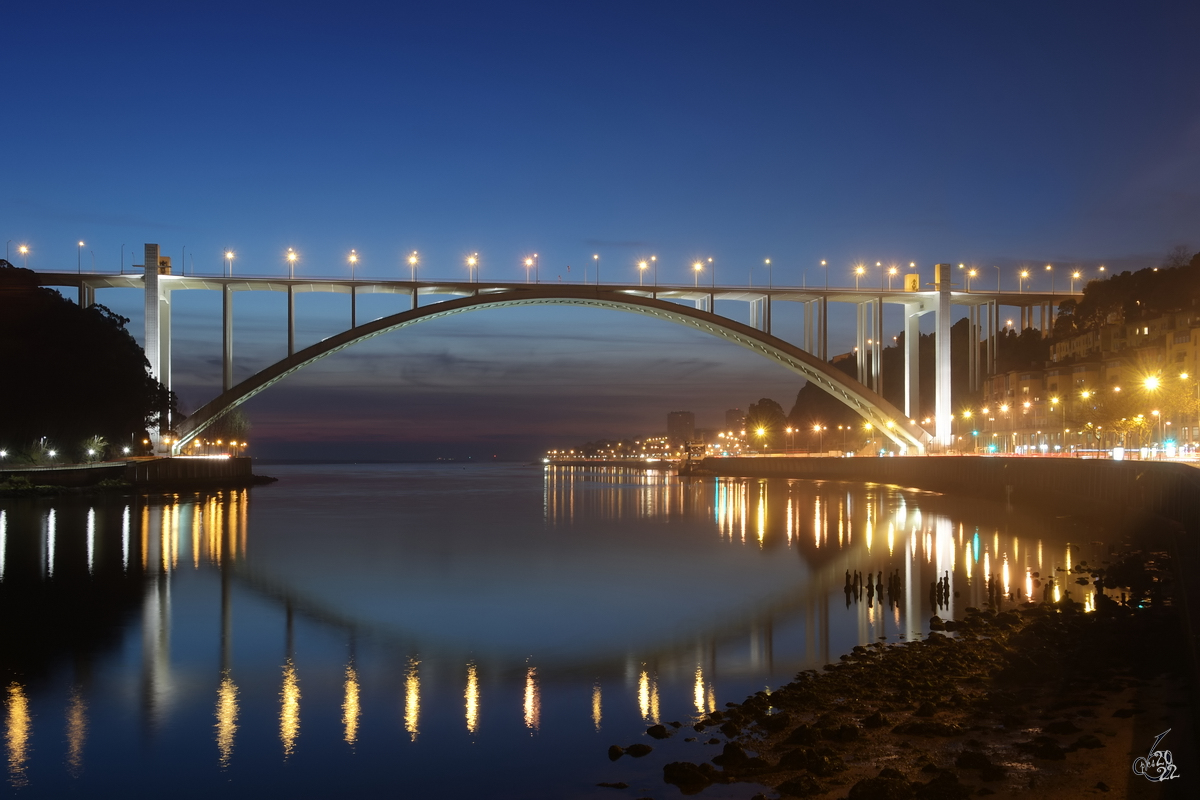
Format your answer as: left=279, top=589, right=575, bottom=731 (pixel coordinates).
left=873, top=298, right=883, bottom=393
left=143, top=245, right=173, bottom=443
left=287, top=285, right=296, bottom=357
left=78, top=283, right=94, bottom=308
left=223, top=285, right=233, bottom=392
left=904, top=303, right=920, bottom=419
left=968, top=305, right=976, bottom=392
left=351, top=285, right=357, bottom=328
left=934, top=264, right=952, bottom=447
left=411, top=287, right=418, bottom=311
left=856, top=302, right=866, bottom=384
left=803, top=301, right=813, bottom=354
left=819, top=297, right=827, bottom=361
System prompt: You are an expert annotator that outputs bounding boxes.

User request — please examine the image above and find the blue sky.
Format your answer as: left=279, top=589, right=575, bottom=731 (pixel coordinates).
left=5, top=1, right=1199, bottom=458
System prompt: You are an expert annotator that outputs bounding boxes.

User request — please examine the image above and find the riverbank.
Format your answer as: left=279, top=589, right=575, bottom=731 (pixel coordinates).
left=610, top=536, right=1194, bottom=798
left=0, top=456, right=275, bottom=496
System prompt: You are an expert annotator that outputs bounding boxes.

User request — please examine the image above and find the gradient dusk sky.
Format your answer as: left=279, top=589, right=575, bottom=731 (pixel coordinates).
left=5, top=1, right=1200, bottom=459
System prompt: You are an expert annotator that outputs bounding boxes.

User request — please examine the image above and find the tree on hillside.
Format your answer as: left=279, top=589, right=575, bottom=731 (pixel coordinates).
left=1054, top=249, right=1200, bottom=336
left=0, top=262, right=180, bottom=461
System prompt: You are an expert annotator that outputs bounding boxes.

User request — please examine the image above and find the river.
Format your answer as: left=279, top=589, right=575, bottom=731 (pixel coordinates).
left=0, top=463, right=1107, bottom=798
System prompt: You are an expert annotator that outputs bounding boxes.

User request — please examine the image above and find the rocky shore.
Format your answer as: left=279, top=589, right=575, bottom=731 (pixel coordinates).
left=606, top=541, right=1194, bottom=798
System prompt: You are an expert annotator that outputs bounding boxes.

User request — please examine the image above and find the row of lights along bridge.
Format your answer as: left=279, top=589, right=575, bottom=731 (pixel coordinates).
left=5, top=242, right=1102, bottom=292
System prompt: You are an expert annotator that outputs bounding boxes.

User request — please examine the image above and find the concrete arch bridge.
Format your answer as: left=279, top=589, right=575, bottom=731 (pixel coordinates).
left=34, top=245, right=1074, bottom=452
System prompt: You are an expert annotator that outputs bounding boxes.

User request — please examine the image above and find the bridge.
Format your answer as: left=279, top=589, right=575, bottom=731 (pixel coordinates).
left=32, top=244, right=1075, bottom=454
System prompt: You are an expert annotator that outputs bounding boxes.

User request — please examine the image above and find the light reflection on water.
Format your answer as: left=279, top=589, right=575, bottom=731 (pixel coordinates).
left=0, top=465, right=1110, bottom=796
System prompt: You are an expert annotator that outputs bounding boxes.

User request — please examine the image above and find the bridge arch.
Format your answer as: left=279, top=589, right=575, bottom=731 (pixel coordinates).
left=174, top=286, right=929, bottom=453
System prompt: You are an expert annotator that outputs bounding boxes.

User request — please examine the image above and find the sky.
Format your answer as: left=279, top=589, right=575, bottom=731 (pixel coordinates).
left=5, top=1, right=1200, bottom=459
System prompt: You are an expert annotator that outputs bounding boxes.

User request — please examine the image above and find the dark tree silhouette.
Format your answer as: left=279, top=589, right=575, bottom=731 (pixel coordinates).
left=0, top=262, right=180, bottom=460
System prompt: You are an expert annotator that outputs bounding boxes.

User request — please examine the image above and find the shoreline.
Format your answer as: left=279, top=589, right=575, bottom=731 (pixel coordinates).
left=0, top=472, right=277, bottom=497
left=609, top=536, right=1194, bottom=798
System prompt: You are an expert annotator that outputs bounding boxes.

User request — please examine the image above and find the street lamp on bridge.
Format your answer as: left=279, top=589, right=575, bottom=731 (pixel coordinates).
left=525, top=256, right=535, bottom=283
left=349, top=249, right=359, bottom=280
left=1019, top=269, right=1029, bottom=292
left=467, top=253, right=478, bottom=283
left=1046, top=264, right=1054, bottom=293
left=821, top=260, right=827, bottom=290
left=287, top=248, right=298, bottom=279
left=765, top=258, right=772, bottom=288
left=1070, top=270, right=1081, bottom=292
left=77, top=241, right=84, bottom=273
left=224, top=250, right=235, bottom=277
left=693, top=261, right=703, bottom=287
left=18, top=244, right=28, bottom=269
left=409, top=252, right=419, bottom=282
left=593, top=253, right=599, bottom=284
left=854, top=264, right=865, bottom=290
left=888, top=265, right=898, bottom=290
left=637, top=260, right=648, bottom=286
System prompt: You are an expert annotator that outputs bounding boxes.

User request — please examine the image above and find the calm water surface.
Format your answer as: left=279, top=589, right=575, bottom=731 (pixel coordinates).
left=0, top=463, right=1109, bottom=798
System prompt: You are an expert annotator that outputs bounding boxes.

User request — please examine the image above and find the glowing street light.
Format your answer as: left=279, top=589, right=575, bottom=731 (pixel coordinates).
left=18, top=244, right=28, bottom=269
left=637, top=260, right=648, bottom=286
left=765, top=258, right=772, bottom=288
left=854, top=264, right=865, bottom=290
left=650, top=255, right=657, bottom=286
left=1046, top=264, right=1054, bottom=293
left=692, top=261, right=703, bottom=287
left=467, top=253, right=478, bottom=282
left=524, top=257, right=535, bottom=283
left=821, top=259, right=828, bottom=290
left=286, top=248, right=298, bottom=278
left=1070, top=270, right=1081, bottom=292
left=224, top=250, right=235, bottom=277
left=708, top=257, right=714, bottom=288
left=593, top=253, right=599, bottom=285
left=349, top=249, right=359, bottom=280
left=77, top=240, right=84, bottom=273
left=966, top=268, right=977, bottom=292
left=1019, top=269, right=1029, bottom=292
left=888, top=265, right=898, bottom=290
left=409, top=251, right=419, bottom=282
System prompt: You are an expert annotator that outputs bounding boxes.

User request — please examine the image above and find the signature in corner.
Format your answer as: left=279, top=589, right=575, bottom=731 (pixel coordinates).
left=1132, top=728, right=1180, bottom=782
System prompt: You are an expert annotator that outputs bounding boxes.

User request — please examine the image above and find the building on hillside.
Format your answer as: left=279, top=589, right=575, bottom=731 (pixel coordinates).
left=976, top=309, right=1200, bottom=454
left=667, top=411, right=695, bottom=446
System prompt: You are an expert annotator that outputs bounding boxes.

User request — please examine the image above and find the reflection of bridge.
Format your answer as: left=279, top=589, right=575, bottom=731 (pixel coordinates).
left=33, top=245, right=1075, bottom=451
